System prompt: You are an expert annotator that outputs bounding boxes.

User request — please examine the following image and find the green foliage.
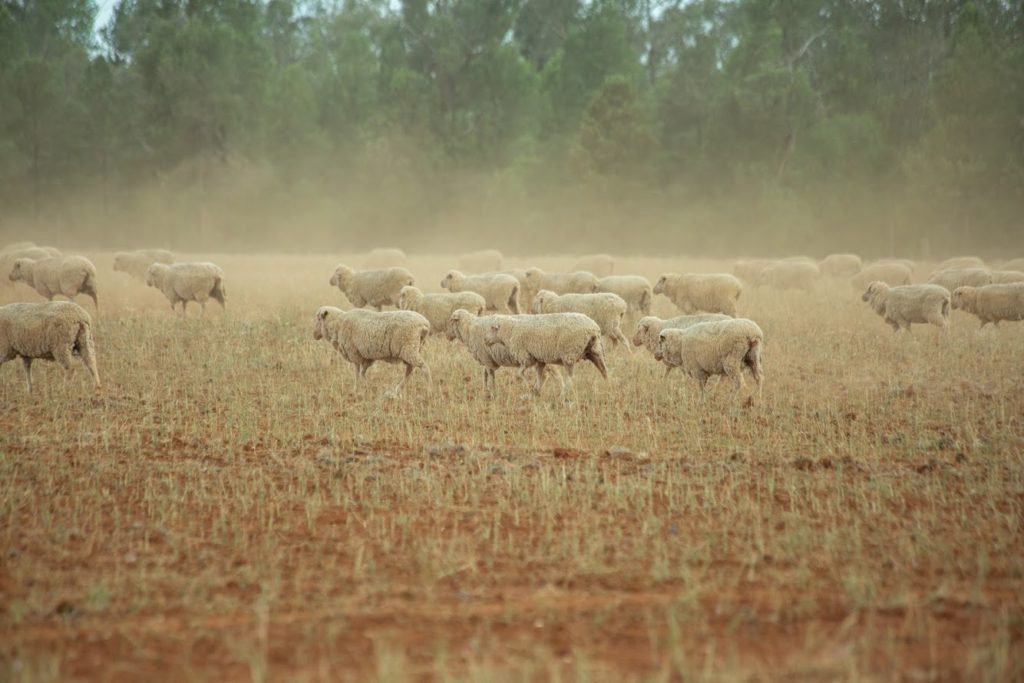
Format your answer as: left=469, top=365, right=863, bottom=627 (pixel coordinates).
left=572, top=75, right=654, bottom=180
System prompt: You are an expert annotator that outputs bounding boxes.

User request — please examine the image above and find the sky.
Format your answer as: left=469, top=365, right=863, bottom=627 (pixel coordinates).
left=95, top=0, right=116, bottom=36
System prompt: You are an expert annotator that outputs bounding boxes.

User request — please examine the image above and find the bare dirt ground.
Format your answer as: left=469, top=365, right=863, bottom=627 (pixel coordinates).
left=1, top=252, right=1022, bottom=681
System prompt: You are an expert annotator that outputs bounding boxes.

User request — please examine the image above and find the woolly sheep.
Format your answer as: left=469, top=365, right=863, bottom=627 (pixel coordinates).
left=951, top=284, right=1024, bottom=328
left=531, top=289, right=631, bottom=351
left=0, top=247, right=58, bottom=284
left=1001, top=258, right=1024, bottom=273
left=989, top=270, right=1024, bottom=285
left=596, top=275, right=652, bottom=317
left=935, top=256, right=985, bottom=272
left=445, top=309, right=543, bottom=390
left=458, top=249, right=504, bottom=273
left=522, top=268, right=599, bottom=308
left=653, top=273, right=742, bottom=316
left=483, top=313, right=608, bottom=396
left=927, top=268, right=992, bottom=293
left=861, top=282, right=949, bottom=332
left=9, top=256, right=99, bottom=309
left=146, top=262, right=226, bottom=314
left=0, top=301, right=100, bottom=393
left=313, top=306, right=430, bottom=397
left=733, top=259, right=774, bottom=285
left=632, top=314, right=732, bottom=369
left=362, top=247, right=407, bottom=268
left=113, top=249, right=175, bottom=280
left=440, top=270, right=520, bottom=313
left=655, top=318, right=764, bottom=401
left=330, top=265, right=414, bottom=310
left=397, top=285, right=485, bottom=333
left=820, top=253, right=863, bottom=277
left=851, top=262, right=912, bottom=290
left=572, top=254, right=614, bottom=278
left=756, top=260, right=820, bottom=292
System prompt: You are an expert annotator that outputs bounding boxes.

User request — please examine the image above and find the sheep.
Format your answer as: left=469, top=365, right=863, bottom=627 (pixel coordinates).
left=445, top=309, right=539, bottom=390
left=531, top=290, right=631, bottom=351
left=313, top=306, right=430, bottom=397
left=733, top=259, right=774, bottom=286
left=927, top=268, right=993, bottom=293
left=1001, top=258, right=1024, bottom=273
left=851, top=262, right=913, bottom=290
left=572, top=254, right=614, bottom=278
left=756, top=260, right=820, bottom=292
left=146, top=262, right=226, bottom=314
left=989, top=270, right=1024, bottom=285
left=113, top=249, right=175, bottom=280
left=9, top=256, right=99, bottom=309
left=440, top=270, right=520, bottom=313
left=655, top=318, right=764, bottom=401
left=653, top=273, right=742, bottom=316
left=522, top=268, right=599, bottom=308
left=330, top=265, right=414, bottom=310
left=935, top=256, right=985, bottom=272
left=632, top=314, right=732, bottom=370
left=362, top=247, right=407, bottom=268
left=397, top=285, right=485, bottom=333
left=596, top=275, right=652, bottom=317
left=861, top=282, right=950, bottom=332
left=0, top=247, right=58, bottom=284
left=951, top=284, right=1024, bottom=328
left=0, top=301, right=100, bottom=393
left=820, top=253, right=863, bottom=278
left=483, top=313, right=608, bottom=396
left=458, top=249, right=504, bottom=273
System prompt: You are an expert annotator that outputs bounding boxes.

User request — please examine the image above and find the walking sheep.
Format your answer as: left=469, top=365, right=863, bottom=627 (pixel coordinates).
left=440, top=270, right=520, bottom=313
left=9, top=256, right=99, bottom=310
left=114, top=249, right=175, bottom=280
left=653, top=273, right=742, bottom=316
left=820, top=253, right=863, bottom=278
left=655, top=318, right=764, bottom=401
left=756, top=260, right=820, bottom=292
left=483, top=313, right=608, bottom=396
left=572, top=254, right=614, bottom=278
left=146, top=262, right=226, bottom=314
left=861, top=282, right=949, bottom=332
left=531, top=290, right=632, bottom=351
left=989, top=270, right=1024, bottom=285
left=927, top=268, right=992, bottom=293
left=1, top=247, right=59, bottom=284
left=397, top=285, right=485, bottom=333
left=313, top=306, right=431, bottom=397
left=632, top=313, right=732, bottom=369
left=330, top=265, right=414, bottom=310
left=951, top=284, right=1024, bottom=328
left=458, top=249, right=504, bottom=273
left=596, top=275, right=652, bottom=317
left=522, top=268, right=599, bottom=308
left=0, top=301, right=100, bottom=393
left=851, top=262, right=913, bottom=290
left=445, top=309, right=545, bottom=390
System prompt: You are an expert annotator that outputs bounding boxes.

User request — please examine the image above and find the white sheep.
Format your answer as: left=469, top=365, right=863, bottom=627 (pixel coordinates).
left=733, top=259, right=774, bottom=285
left=445, top=309, right=544, bottom=390
left=397, top=285, right=485, bottom=333
left=313, top=306, right=430, bottom=397
left=819, top=253, right=863, bottom=277
left=0, top=301, right=100, bottom=393
left=483, top=313, right=608, bottom=395
left=458, top=249, right=504, bottom=273
left=572, top=254, right=614, bottom=277
left=1001, top=258, right=1024, bottom=273
left=927, top=268, right=993, bottom=293
left=653, top=273, right=742, bottom=316
left=113, top=249, right=175, bottom=280
left=146, top=262, right=226, bottom=314
left=632, top=313, right=732, bottom=369
left=861, top=282, right=949, bottom=332
left=440, top=270, right=520, bottom=313
left=951, top=284, right=1024, bottom=328
left=989, top=270, right=1024, bottom=285
left=531, top=289, right=631, bottom=351
left=850, top=262, right=913, bottom=290
left=935, top=256, right=985, bottom=272
left=655, top=318, right=764, bottom=401
left=9, top=256, right=99, bottom=309
left=522, top=268, right=599, bottom=307
left=362, top=247, right=407, bottom=268
left=756, top=260, right=820, bottom=292
left=0, top=247, right=58, bottom=284
left=596, top=275, right=652, bottom=317
left=330, top=265, right=414, bottom=310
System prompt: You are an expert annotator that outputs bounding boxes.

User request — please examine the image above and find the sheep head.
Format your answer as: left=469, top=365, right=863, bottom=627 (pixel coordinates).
left=951, top=286, right=975, bottom=311
left=330, top=265, right=353, bottom=289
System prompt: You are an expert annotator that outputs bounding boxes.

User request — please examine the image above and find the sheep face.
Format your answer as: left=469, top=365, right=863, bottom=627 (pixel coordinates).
left=446, top=309, right=470, bottom=342
left=862, top=281, right=884, bottom=303
left=653, top=275, right=670, bottom=295
left=440, top=271, right=460, bottom=290
left=145, top=264, right=166, bottom=288
left=632, top=319, right=653, bottom=347
left=654, top=331, right=670, bottom=362
left=313, top=307, right=334, bottom=340
left=8, top=259, right=29, bottom=282
left=531, top=290, right=555, bottom=314
left=951, top=287, right=975, bottom=311
left=330, top=265, right=353, bottom=289
left=524, top=268, right=544, bottom=283
left=397, top=286, right=419, bottom=310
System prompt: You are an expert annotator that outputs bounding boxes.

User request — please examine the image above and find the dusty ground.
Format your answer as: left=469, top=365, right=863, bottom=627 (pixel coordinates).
left=1, top=252, right=1022, bottom=681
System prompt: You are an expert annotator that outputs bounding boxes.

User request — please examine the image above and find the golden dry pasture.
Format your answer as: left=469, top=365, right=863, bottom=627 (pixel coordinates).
left=1, top=252, right=1023, bottom=681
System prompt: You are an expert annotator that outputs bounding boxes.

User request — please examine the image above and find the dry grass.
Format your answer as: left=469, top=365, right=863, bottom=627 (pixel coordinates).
left=1, top=252, right=1022, bottom=682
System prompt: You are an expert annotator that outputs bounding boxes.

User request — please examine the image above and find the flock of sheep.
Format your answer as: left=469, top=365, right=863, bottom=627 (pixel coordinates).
left=1, top=243, right=1023, bottom=400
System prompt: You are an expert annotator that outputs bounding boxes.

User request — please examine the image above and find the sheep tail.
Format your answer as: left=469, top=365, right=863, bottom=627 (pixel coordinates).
left=639, top=288, right=651, bottom=315
left=584, top=335, right=608, bottom=379
left=211, top=276, right=227, bottom=307
left=941, top=297, right=950, bottom=319
left=508, top=285, right=520, bottom=314
left=745, top=337, right=763, bottom=383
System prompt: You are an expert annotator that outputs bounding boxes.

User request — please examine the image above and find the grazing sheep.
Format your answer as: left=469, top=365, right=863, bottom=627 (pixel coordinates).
left=313, top=306, right=430, bottom=397
left=820, top=253, right=863, bottom=278
left=927, top=268, right=993, bottom=293
left=440, top=270, right=520, bottom=313
left=113, top=249, right=175, bottom=280
left=0, top=301, right=100, bottom=393
left=756, top=260, right=820, bottom=292
left=596, top=275, right=652, bottom=317
left=655, top=318, right=764, bottom=401
left=146, top=262, right=226, bottom=314
left=935, top=256, right=985, bottom=272
left=572, top=254, right=614, bottom=278
left=531, top=290, right=631, bottom=351
left=483, top=313, right=608, bottom=396
left=397, top=285, right=485, bottom=333
left=458, top=249, right=504, bottom=273
left=522, top=268, right=599, bottom=308
left=9, top=256, right=99, bottom=309
left=733, top=259, right=774, bottom=286
left=951, top=284, right=1024, bottom=328
left=362, top=247, right=407, bottom=268
left=851, top=262, right=913, bottom=290
left=653, top=273, right=742, bottom=316
left=330, top=265, right=414, bottom=310
left=445, top=309, right=542, bottom=390
left=989, top=270, right=1024, bottom=285
left=861, top=282, right=949, bottom=332
left=632, top=314, right=732, bottom=369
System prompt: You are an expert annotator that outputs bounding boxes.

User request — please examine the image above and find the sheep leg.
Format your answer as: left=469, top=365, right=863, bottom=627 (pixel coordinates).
left=53, top=344, right=76, bottom=386
left=386, top=364, right=415, bottom=398
left=75, top=328, right=101, bottom=390
left=614, top=329, right=633, bottom=353
left=21, top=357, right=33, bottom=394
left=562, top=363, right=575, bottom=396
left=532, top=364, right=547, bottom=395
